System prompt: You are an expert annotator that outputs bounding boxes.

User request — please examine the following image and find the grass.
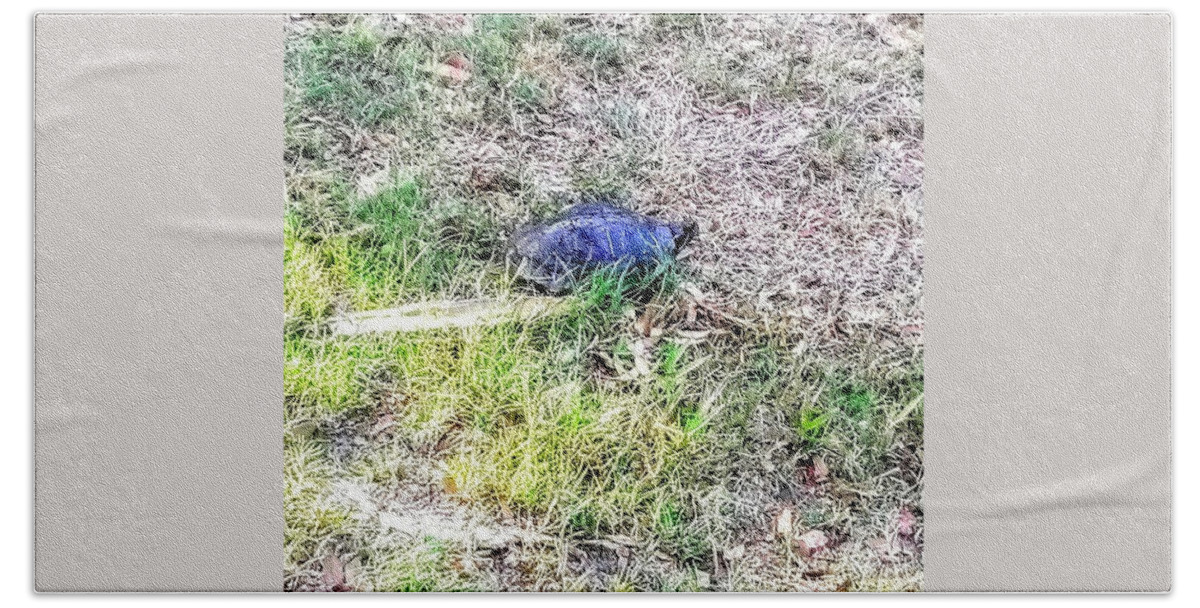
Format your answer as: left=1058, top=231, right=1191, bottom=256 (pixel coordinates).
left=290, top=24, right=421, bottom=127
left=566, top=32, right=626, bottom=75
left=285, top=13, right=924, bottom=593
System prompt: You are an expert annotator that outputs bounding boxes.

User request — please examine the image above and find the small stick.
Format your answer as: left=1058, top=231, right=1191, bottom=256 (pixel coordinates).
left=329, top=296, right=568, bottom=336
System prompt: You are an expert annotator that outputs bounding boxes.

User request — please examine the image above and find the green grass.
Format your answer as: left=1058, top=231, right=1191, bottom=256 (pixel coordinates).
left=368, top=537, right=480, bottom=592
left=286, top=179, right=504, bottom=331
left=650, top=13, right=704, bottom=38
left=285, top=215, right=341, bottom=330
left=464, top=14, right=530, bottom=79
left=342, top=181, right=480, bottom=305
left=288, top=23, right=427, bottom=128
left=285, top=213, right=922, bottom=589
left=815, top=123, right=866, bottom=168
left=511, top=75, right=549, bottom=110
left=566, top=32, right=626, bottom=75
left=285, top=437, right=353, bottom=568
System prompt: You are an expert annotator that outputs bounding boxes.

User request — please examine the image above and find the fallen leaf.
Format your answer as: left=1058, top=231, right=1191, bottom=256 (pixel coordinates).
left=634, top=307, right=655, bottom=337
left=809, top=456, right=829, bottom=484
left=609, top=534, right=638, bottom=547
left=380, top=391, right=407, bottom=411
left=802, top=562, right=833, bottom=578
left=813, top=456, right=829, bottom=479
left=774, top=508, right=794, bottom=539
left=795, top=529, right=829, bottom=557
left=631, top=339, right=653, bottom=377
left=369, top=412, right=395, bottom=438
left=673, top=329, right=712, bottom=344
left=287, top=420, right=318, bottom=441
left=320, top=553, right=351, bottom=592
left=896, top=507, right=917, bottom=537
left=436, top=63, right=470, bottom=84
left=343, top=555, right=364, bottom=586
left=867, top=537, right=893, bottom=561
left=433, top=434, right=453, bottom=453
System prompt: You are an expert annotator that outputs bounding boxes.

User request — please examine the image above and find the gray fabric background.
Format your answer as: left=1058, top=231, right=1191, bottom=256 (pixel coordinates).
left=923, top=13, right=1172, bottom=592
left=34, top=14, right=284, bottom=591
left=32, top=13, right=1171, bottom=592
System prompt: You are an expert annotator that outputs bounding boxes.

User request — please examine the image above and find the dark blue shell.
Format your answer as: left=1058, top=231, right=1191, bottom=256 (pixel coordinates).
left=510, top=202, right=695, bottom=292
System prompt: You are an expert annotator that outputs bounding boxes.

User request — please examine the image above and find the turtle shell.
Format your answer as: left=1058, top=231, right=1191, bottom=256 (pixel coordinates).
left=509, top=201, right=696, bottom=292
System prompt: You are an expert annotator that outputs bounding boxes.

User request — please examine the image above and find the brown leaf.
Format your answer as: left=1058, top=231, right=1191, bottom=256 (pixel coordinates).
left=801, top=562, right=833, bottom=578
left=867, top=536, right=893, bottom=562
left=433, top=433, right=453, bottom=453
left=896, top=507, right=917, bottom=537
left=795, top=529, right=829, bottom=557
left=723, top=544, right=745, bottom=561
left=809, top=456, right=829, bottom=484
left=630, top=339, right=653, bottom=377
left=320, top=553, right=351, bottom=592
left=634, top=308, right=655, bottom=337
left=287, top=419, right=318, bottom=441
left=437, top=64, right=469, bottom=84
left=436, top=56, right=471, bottom=84
left=774, top=508, right=794, bottom=539
left=378, top=391, right=407, bottom=413
left=369, top=412, right=395, bottom=438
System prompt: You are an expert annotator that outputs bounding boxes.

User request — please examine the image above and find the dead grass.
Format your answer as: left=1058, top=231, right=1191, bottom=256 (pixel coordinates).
left=284, top=12, right=924, bottom=592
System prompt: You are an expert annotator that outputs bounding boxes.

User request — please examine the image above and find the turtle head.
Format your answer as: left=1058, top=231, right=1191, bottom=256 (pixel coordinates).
left=669, top=218, right=699, bottom=253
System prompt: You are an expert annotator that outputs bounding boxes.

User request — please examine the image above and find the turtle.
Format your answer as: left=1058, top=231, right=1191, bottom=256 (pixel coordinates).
left=508, top=200, right=697, bottom=294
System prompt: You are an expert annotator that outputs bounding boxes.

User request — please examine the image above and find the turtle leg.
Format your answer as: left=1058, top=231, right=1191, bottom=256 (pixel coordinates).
left=544, top=269, right=573, bottom=295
